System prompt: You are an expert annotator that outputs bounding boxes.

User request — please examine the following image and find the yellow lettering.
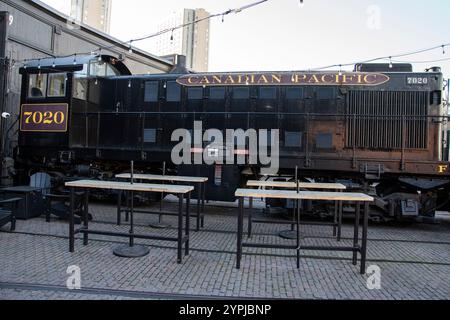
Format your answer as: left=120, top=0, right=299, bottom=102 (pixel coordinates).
left=271, top=74, right=282, bottom=83
left=308, top=74, right=320, bottom=83
left=212, top=75, right=222, bottom=84
left=357, top=74, right=364, bottom=84
left=438, top=165, right=448, bottom=173
left=342, top=74, right=354, bottom=83
left=224, top=75, right=235, bottom=84
left=321, top=74, right=334, bottom=84
left=364, top=74, right=377, bottom=84
left=292, top=74, right=307, bottom=83
left=187, top=76, right=198, bottom=84
left=199, top=76, right=211, bottom=84
left=258, top=75, right=269, bottom=84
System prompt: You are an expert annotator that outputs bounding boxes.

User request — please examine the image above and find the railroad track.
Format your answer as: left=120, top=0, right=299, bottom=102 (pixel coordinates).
left=0, top=281, right=264, bottom=300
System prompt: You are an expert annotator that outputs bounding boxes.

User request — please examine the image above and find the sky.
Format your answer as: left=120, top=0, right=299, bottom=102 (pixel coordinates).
left=41, top=0, right=450, bottom=78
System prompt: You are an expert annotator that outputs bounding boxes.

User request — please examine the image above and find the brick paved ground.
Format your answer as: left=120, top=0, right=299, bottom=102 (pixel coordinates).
left=0, top=199, right=449, bottom=300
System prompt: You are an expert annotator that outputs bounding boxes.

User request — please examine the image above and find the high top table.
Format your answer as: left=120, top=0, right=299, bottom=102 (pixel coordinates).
left=235, top=188, right=374, bottom=275
left=246, top=180, right=347, bottom=240
left=116, top=174, right=208, bottom=231
left=66, top=180, right=193, bottom=263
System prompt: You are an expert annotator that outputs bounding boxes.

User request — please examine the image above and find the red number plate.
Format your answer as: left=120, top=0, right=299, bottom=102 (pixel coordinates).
left=20, top=104, right=69, bottom=132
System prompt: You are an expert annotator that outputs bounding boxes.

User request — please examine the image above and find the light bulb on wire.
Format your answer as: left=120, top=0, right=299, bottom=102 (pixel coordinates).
left=389, top=56, right=393, bottom=69
left=298, top=0, right=304, bottom=8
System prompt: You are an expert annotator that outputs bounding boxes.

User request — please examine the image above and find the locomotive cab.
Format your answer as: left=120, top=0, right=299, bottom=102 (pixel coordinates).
left=16, top=55, right=131, bottom=169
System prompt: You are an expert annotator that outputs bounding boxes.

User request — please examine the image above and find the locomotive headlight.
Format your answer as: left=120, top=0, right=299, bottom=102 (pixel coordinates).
left=1, top=112, right=11, bottom=119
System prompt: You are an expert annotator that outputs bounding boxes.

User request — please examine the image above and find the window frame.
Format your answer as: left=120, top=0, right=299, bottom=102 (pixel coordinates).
left=166, top=81, right=181, bottom=102
left=27, top=73, right=48, bottom=99
left=144, top=81, right=159, bottom=103
left=47, top=72, right=67, bottom=98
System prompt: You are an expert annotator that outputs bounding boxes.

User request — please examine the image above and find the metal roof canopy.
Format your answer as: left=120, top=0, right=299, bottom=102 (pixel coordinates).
left=19, top=54, right=132, bottom=75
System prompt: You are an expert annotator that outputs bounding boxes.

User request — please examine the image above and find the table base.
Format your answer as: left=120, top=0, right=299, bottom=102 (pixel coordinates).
left=279, top=230, right=301, bottom=240
left=149, top=222, right=171, bottom=229
left=113, top=245, right=150, bottom=258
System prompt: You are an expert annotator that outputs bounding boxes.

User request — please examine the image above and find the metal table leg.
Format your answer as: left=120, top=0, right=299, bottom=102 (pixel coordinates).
left=237, top=197, right=244, bottom=269
left=279, top=201, right=301, bottom=240
left=125, top=192, right=130, bottom=222
left=337, top=200, right=343, bottom=241
left=196, top=182, right=201, bottom=232
left=113, top=190, right=149, bottom=258
left=353, top=202, right=360, bottom=266
left=333, top=200, right=338, bottom=237
left=177, top=194, right=183, bottom=264
left=69, top=187, right=75, bottom=253
left=11, top=200, right=18, bottom=231
left=360, top=202, right=369, bottom=275
left=248, top=197, right=253, bottom=238
left=296, top=199, right=301, bottom=269
left=83, top=190, right=89, bottom=246
left=149, top=180, right=171, bottom=229
left=116, top=190, right=122, bottom=226
left=202, top=181, right=206, bottom=212
left=185, top=192, right=190, bottom=256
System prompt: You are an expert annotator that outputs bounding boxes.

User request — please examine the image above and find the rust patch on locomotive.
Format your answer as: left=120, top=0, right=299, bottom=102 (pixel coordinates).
left=177, top=72, right=390, bottom=87
left=20, top=104, right=69, bottom=132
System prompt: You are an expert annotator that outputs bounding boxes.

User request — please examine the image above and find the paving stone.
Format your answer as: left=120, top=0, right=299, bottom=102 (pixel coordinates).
left=0, top=201, right=449, bottom=300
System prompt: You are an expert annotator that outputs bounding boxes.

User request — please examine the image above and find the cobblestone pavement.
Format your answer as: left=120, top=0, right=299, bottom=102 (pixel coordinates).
left=0, top=200, right=449, bottom=300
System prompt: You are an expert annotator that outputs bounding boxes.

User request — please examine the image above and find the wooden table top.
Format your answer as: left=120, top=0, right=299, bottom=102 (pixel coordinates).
left=246, top=180, right=347, bottom=190
left=116, top=173, right=208, bottom=183
left=66, top=180, right=194, bottom=194
left=235, top=188, right=374, bottom=202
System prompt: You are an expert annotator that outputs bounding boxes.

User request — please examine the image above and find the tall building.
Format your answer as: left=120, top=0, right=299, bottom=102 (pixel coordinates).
left=153, top=9, right=210, bottom=72
left=70, top=0, right=112, bottom=33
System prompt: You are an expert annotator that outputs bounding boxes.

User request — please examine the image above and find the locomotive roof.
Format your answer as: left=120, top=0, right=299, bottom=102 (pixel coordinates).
left=19, top=54, right=132, bottom=75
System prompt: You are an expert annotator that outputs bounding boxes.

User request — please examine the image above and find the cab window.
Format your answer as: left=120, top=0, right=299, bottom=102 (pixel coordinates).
left=73, top=64, right=88, bottom=100
left=28, top=74, right=47, bottom=98
left=47, top=73, right=66, bottom=97
left=106, top=64, right=120, bottom=76
left=89, top=60, right=107, bottom=77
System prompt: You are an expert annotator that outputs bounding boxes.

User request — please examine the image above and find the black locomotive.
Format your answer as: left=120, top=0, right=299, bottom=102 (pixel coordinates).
left=15, top=54, right=450, bottom=220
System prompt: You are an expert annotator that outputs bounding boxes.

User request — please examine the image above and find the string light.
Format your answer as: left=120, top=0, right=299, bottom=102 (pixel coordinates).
left=128, top=79, right=132, bottom=88
left=170, top=29, right=174, bottom=42
left=389, top=56, right=393, bottom=68
left=5, top=0, right=269, bottom=71
left=338, top=65, right=342, bottom=76
left=299, top=0, right=304, bottom=8
left=443, top=45, right=446, bottom=55
left=73, top=54, right=77, bottom=65
left=313, top=43, right=450, bottom=70
left=128, top=41, right=133, bottom=54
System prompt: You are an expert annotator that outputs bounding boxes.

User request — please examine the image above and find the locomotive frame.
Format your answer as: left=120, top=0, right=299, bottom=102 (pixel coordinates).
left=13, top=54, right=450, bottom=220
